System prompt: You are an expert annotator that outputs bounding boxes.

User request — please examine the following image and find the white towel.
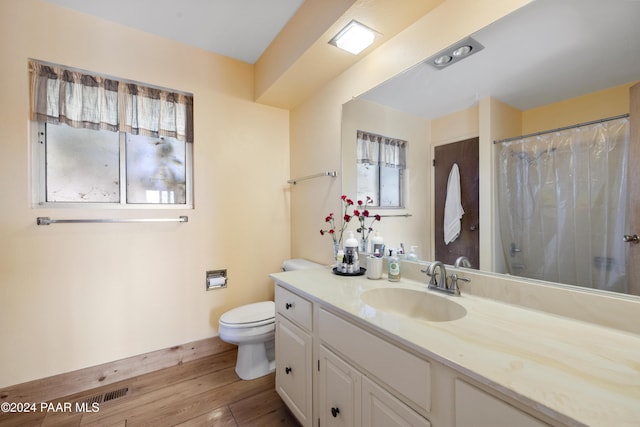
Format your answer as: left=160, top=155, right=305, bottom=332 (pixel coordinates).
left=444, top=163, right=464, bottom=245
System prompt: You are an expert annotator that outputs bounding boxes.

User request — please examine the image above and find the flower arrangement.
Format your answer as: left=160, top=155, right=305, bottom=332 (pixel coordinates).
left=320, top=195, right=354, bottom=249
left=352, top=196, right=382, bottom=244
left=320, top=195, right=381, bottom=252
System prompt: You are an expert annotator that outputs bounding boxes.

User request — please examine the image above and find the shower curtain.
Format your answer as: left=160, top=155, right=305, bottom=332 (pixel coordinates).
left=497, top=117, right=629, bottom=293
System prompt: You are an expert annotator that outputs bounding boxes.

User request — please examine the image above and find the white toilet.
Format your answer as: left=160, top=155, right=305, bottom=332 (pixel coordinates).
left=218, top=258, right=323, bottom=380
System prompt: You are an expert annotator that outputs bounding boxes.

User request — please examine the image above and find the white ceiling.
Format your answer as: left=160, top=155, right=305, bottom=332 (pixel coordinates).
left=44, top=0, right=305, bottom=64
left=362, top=0, right=640, bottom=119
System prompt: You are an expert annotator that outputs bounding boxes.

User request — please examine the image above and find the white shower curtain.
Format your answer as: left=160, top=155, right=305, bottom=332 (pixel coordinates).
left=497, top=117, right=629, bottom=293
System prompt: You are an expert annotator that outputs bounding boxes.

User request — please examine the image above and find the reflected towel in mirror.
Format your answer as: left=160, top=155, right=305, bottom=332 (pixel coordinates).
left=444, top=163, right=464, bottom=244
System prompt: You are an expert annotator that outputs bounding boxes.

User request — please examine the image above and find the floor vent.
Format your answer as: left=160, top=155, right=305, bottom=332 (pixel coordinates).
left=75, top=387, right=129, bottom=406
left=103, top=387, right=129, bottom=402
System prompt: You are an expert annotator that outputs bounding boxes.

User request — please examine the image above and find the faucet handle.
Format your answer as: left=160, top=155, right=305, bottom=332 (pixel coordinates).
left=449, top=273, right=470, bottom=290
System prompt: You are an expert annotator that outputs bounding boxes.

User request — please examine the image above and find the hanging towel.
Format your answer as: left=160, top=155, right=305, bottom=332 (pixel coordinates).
left=444, top=163, right=464, bottom=245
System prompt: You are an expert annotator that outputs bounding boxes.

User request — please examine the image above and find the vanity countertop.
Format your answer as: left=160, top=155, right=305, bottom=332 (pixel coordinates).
left=270, top=267, right=640, bottom=427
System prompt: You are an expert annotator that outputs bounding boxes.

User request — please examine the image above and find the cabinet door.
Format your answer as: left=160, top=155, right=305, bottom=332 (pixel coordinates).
left=455, top=380, right=549, bottom=427
left=318, top=345, right=362, bottom=427
left=362, top=376, right=431, bottom=427
left=276, top=316, right=312, bottom=427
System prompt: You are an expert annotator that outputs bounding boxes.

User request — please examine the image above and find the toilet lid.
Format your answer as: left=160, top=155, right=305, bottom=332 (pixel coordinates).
left=219, top=301, right=275, bottom=326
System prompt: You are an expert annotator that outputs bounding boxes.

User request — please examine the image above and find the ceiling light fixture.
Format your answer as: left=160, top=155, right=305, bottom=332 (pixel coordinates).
left=329, top=20, right=379, bottom=55
left=426, top=37, right=484, bottom=70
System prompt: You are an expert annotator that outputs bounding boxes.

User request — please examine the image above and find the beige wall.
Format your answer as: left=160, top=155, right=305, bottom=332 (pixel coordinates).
left=0, top=0, right=290, bottom=387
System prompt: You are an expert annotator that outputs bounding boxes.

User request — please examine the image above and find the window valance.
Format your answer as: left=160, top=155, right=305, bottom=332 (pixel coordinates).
left=356, top=130, right=406, bottom=168
left=28, top=60, right=194, bottom=143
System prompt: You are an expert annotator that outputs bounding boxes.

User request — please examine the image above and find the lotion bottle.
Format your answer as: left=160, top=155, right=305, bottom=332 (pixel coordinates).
left=371, top=232, right=384, bottom=257
left=344, top=231, right=359, bottom=272
left=388, top=249, right=401, bottom=282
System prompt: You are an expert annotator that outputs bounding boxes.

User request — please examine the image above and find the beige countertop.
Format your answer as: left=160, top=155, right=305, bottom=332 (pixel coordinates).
left=270, top=267, right=640, bottom=427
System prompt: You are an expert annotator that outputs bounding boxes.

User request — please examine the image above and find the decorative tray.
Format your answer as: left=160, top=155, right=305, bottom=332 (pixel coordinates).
left=332, top=267, right=366, bottom=276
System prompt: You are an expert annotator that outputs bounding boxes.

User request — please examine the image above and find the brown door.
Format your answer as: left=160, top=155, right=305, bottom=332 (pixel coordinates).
left=434, top=137, right=479, bottom=268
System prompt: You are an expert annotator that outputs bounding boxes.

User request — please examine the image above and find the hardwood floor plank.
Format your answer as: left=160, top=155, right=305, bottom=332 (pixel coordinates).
left=0, top=411, right=44, bottom=427
left=0, top=347, right=298, bottom=427
left=124, top=374, right=275, bottom=426
left=172, top=405, right=238, bottom=427
left=230, top=388, right=300, bottom=427
left=0, top=337, right=234, bottom=405
left=79, top=367, right=241, bottom=426
left=237, top=406, right=300, bottom=427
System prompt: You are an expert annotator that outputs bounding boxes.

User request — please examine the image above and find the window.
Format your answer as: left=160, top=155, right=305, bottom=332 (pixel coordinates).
left=29, top=60, right=193, bottom=207
left=356, top=130, right=406, bottom=208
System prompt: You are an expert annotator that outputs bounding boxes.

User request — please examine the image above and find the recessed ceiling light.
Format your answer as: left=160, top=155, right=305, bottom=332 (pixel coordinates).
left=426, top=37, right=484, bottom=70
left=329, top=20, right=379, bottom=55
left=452, top=45, right=473, bottom=57
left=434, top=55, right=453, bottom=66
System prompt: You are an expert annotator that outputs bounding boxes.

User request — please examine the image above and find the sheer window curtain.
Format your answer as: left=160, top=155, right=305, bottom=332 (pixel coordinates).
left=356, top=131, right=406, bottom=167
left=497, top=118, right=629, bottom=293
left=29, top=60, right=193, bottom=142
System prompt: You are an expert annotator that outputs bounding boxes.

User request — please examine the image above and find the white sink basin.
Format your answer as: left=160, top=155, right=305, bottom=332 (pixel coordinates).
left=361, top=288, right=466, bottom=322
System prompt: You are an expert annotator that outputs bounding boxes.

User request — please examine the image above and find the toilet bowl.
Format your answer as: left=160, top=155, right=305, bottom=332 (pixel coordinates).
left=218, top=259, right=323, bottom=380
left=219, top=301, right=275, bottom=380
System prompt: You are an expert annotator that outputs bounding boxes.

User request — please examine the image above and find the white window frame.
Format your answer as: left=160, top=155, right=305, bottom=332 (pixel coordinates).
left=31, top=121, right=193, bottom=209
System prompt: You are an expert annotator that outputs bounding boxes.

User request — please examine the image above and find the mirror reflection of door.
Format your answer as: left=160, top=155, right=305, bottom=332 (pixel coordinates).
left=434, top=138, right=479, bottom=268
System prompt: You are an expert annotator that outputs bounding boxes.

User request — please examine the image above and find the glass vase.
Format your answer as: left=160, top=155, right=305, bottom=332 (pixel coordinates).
left=359, top=237, right=369, bottom=255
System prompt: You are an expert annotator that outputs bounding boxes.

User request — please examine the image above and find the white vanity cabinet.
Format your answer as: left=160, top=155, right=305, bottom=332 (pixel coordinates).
left=318, top=345, right=431, bottom=427
left=275, top=285, right=313, bottom=427
left=274, top=281, right=552, bottom=427
left=318, top=307, right=431, bottom=427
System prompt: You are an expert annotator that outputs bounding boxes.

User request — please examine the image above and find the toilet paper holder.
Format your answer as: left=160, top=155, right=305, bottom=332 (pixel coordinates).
left=206, top=269, right=227, bottom=290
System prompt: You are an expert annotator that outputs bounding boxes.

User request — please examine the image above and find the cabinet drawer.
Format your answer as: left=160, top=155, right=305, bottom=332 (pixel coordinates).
left=275, top=284, right=313, bottom=331
left=319, top=308, right=431, bottom=413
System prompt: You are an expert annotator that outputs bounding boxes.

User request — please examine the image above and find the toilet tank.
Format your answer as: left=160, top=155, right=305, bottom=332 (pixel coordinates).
left=281, top=258, right=324, bottom=271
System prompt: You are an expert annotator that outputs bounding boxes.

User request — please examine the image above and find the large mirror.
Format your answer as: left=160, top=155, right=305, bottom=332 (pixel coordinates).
left=342, top=0, right=640, bottom=296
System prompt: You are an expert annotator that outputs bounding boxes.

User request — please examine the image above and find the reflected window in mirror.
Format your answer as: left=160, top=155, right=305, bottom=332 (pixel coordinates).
left=356, top=130, right=406, bottom=208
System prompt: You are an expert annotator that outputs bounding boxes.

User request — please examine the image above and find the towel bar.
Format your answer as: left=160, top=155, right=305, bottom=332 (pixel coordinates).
left=37, top=216, right=188, bottom=225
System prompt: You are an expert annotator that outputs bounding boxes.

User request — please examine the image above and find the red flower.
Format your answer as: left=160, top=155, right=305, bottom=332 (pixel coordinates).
left=352, top=196, right=381, bottom=242
left=344, top=214, right=352, bottom=222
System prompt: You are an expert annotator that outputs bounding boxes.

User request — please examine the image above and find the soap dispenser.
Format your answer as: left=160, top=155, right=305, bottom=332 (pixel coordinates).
left=407, top=246, right=418, bottom=261
left=388, top=249, right=401, bottom=282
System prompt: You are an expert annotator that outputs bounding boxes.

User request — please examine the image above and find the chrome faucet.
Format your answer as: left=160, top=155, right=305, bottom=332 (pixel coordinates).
left=422, top=261, right=447, bottom=290
left=454, top=256, right=471, bottom=268
left=421, top=261, right=469, bottom=296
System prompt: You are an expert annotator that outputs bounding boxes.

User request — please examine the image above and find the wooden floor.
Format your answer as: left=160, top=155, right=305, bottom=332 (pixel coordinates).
left=0, top=349, right=300, bottom=427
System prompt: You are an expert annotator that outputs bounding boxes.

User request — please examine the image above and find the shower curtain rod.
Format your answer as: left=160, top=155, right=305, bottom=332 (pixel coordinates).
left=493, top=113, right=629, bottom=144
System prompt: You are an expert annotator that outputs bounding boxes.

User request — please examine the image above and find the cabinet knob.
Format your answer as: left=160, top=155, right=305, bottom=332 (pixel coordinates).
left=285, top=302, right=293, bottom=309
left=285, top=366, right=292, bottom=374
left=331, top=407, right=340, bottom=417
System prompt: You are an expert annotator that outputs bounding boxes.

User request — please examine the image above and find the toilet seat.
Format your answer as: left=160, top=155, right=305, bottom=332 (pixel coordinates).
left=219, top=301, right=274, bottom=329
